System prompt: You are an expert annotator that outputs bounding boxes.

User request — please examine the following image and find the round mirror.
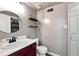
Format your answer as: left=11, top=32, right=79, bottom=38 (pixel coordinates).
left=0, top=10, right=20, bottom=33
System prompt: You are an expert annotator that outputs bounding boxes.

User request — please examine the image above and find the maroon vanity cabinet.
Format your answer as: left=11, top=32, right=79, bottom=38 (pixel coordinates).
left=9, top=42, right=36, bottom=56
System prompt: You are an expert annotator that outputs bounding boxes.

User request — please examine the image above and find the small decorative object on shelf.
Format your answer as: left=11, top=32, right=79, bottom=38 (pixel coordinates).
left=28, top=17, right=38, bottom=28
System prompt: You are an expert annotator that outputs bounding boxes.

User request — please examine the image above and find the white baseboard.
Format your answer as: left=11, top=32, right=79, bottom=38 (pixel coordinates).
left=47, top=52, right=60, bottom=56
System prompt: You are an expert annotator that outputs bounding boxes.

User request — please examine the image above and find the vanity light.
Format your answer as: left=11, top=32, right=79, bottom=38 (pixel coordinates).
left=44, top=18, right=50, bottom=24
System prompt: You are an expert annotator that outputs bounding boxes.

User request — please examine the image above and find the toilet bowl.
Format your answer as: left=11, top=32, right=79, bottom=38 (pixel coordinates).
left=34, top=38, right=48, bottom=56
left=37, top=46, right=47, bottom=56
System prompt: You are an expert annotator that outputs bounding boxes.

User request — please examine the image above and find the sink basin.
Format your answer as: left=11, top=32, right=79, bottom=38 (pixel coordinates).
left=1, top=40, right=30, bottom=50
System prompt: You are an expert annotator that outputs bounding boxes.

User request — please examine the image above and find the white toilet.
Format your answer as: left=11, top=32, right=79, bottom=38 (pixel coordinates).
left=37, top=46, right=48, bottom=56
left=35, top=38, right=48, bottom=56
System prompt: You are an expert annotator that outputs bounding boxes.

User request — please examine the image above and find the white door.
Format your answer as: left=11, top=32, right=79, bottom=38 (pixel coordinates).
left=68, top=3, right=79, bottom=56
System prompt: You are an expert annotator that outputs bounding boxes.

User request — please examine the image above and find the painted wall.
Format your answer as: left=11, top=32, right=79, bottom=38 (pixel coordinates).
left=37, top=3, right=68, bottom=56
left=0, top=2, right=37, bottom=39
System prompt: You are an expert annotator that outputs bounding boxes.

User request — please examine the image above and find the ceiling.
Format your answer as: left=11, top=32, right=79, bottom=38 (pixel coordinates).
left=25, top=2, right=63, bottom=11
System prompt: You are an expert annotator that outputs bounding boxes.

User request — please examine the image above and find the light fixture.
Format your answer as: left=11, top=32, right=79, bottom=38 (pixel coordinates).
left=43, top=10, right=50, bottom=24
left=44, top=18, right=50, bottom=24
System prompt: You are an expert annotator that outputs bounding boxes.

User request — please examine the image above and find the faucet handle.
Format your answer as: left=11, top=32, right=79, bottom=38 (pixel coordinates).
left=7, top=39, right=12, bottom=43
left=7, top=39, right=10, bottom=41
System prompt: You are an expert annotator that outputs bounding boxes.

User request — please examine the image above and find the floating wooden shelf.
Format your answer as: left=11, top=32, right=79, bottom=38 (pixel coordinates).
left=29, top=18, right=38, bottom=21
left=28, top=26, right=37, bottom=28
left=11, top=27, right=19, bottom=28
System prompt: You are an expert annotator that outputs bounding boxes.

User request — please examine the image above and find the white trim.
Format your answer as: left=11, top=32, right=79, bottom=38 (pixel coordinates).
left=47, top=52, right=60, bottom=56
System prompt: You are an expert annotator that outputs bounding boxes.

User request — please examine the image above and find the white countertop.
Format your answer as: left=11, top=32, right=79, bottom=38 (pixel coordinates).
left=0, top=39, right=37, bottom=56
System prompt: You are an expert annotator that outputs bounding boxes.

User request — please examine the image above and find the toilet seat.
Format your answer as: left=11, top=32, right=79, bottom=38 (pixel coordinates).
left=37, top=46, right=48, bottom=53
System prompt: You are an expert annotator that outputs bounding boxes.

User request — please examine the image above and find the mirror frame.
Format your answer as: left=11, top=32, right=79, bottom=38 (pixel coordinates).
left=0, top=10, right=21, bottom=33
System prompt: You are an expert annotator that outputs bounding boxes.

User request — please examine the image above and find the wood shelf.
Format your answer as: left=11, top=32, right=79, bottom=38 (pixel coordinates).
left=29, top=18, right=38, bottom=21
left=28, top=26, right=37, bottom=28
left=11, top=27, right=19, bottom=28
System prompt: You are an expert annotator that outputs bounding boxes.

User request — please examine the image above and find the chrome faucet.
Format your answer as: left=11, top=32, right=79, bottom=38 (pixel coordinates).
left=7, top=39, right=12, bottom=43
left=12, top=36, right=16, bottom=42
left=7, top=36, right=16, bottom=43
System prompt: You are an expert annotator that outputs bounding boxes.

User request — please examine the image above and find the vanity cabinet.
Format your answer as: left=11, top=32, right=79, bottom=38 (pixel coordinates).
left=9, top=42, right=36, bottom=56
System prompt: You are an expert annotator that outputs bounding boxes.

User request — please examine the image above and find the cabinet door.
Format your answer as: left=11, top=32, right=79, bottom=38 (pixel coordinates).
left=9, top=46, right=31, bottom=56
left=69, top=40, right=78, bottom=56
left=9, top=43, right=36, bottom=56
left=25, top=49, right=36, bottom=56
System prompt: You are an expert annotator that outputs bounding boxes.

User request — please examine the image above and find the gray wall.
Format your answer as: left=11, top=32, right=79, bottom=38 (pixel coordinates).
left=37, top=3, right=68, bottom=56
left=0, top=3, right=37, bottom=39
